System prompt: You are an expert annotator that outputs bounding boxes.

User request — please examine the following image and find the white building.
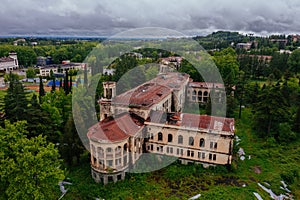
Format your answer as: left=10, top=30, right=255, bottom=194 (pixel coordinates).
left=0, top=52, right=19, bottom=72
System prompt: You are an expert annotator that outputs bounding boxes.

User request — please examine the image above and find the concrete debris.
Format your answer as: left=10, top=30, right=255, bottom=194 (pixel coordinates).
left=257, top=182, right=294, bottom=200
left=263, top=182, right=270, bottom=187
left=280, top=180, right=291, bottom=193
left=235, top=136, right=241, bottom=142
left=248, top=155, right=251, bottom=160
left=253, top=192, right=263, bottom=200
left=281, top=181, right=288, bottom=188
left=189, top=194, right=201, bottom=200
left=238, top=148, right=245, bottom=156
left=58, top=181, right=72, bottom=200
left=240, top=156, right=245, bottom=161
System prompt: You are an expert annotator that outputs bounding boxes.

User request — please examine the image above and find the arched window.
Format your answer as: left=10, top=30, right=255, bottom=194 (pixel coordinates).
left=178, top=135, right=183, bottom=144
left=123, top=144, right=128, bottom=151
left=158, top=132, right=163, bottom=141
left=106, top=147, right=112, bottom=153
left=189, top=137, right=194, bottom=146
left=168, top=134, right=173, bottom=142
left=204, top=91, right=208, bottom=96
left=192, top=90, right=197, bottom=95
left=198, top=91, right=202, bottom=96
left=200, top=138, right=205, bottom=147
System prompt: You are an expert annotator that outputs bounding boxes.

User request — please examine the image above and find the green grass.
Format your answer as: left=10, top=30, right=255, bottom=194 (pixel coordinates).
left=62, top=108, right=300, bottom=200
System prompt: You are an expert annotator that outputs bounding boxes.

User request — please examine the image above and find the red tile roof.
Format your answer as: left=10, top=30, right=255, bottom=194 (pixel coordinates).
left=147, top=111, right=234, bottom=133
left=114, top=83, right=172, bottom=108
left=180, top=113, right=234, bottom=133
left=0, top=57, right=14, bottom=62
left=87, top=113, right=144, bottom=142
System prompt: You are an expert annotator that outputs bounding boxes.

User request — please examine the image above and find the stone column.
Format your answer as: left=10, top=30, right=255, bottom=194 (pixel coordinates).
left=96, top=147, right=99, bottom=168
left=112, top=148, right=116, bottom=168
left=90, top=144, right=94, bottom=165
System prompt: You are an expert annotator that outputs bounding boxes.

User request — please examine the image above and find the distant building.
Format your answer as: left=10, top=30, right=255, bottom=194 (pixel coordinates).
left=37, top=56, right=47, bottom=66
left=38, top=62, right=85, bottom=77
left=88, top=68, right=234, bottom=184
left=37, top=56, right=53, bottom=66
left=13, top=39, right=26, bottom=46
left=238, top=54, right=273, bottom=63
left=160, top=56, right=183, bottom=70
left=292, top=35, right=300, bottom=42
left=236, top=43, right=252, bottom=50
left=279, top=50, right=292, bottom=54
left=0, top=52, right=19, bottom=72
left=103, top=68, right=115, bottom=75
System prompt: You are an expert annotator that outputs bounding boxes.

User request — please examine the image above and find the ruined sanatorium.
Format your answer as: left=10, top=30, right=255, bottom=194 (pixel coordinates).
left=87, top=66, right=235, bottom=184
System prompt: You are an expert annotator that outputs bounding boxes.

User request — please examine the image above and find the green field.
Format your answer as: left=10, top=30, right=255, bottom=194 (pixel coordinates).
left=62, top=109, right=300, bottom=200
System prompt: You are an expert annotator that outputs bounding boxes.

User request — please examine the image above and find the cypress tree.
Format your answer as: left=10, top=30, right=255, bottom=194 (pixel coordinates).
left=51, top=76, right=56, bottom=92
left=69, top=75, right=72, bottom=93
left=39, top=76, right=45, bottom=104
left=64, top=70, right=69, bottom=95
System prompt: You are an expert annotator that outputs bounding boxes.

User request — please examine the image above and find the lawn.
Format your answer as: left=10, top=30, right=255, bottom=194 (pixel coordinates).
left=62, top=108, right=300, bottom=200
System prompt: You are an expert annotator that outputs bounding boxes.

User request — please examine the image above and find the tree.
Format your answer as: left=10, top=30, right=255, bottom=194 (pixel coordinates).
left=253, top=83, right=290, bottom=138
left=0, top=120, right=64, bottom=200
left=26, top=94, right=60, bottom=142
left=60, top=115, right=84, bottom=166
left=26, top=67, right=37, bottom=78
left=293, top=104, right=300, bottom=134
left=288, top=49, right=300, bottom=75
left=3, top=73, right=29, bottom=122
left=39, top=76, right=45, bottom=104
left=213, top=48, right=239, bottom=94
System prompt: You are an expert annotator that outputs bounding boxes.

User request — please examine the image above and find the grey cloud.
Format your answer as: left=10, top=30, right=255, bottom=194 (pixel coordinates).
left=1, top=0, right=300, bottom=36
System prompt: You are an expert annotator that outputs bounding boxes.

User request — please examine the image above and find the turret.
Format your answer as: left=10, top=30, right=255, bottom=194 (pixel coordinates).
left=99, top=81, right=116, bottom=121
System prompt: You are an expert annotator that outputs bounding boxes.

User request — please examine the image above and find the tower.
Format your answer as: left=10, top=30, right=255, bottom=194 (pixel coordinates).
left=8, top=52, right=18, bottom=69
left=99, top=81, right=116, bottom=121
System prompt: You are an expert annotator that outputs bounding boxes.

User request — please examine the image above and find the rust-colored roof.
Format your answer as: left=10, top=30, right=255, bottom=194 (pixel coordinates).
left=113, top=72, right=189, bottom=108
left=114, top=83, right=172, bottom=108
left=87, top=113, right=144, bottom=142
left=0, top=57, right=14, bottom=62
left=181, top=113, right=234, bottom=133
left=147, top=111, right=234, bottom=133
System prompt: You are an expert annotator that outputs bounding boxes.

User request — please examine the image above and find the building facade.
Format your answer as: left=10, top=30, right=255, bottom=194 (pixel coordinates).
left=88, top=70, right=234, bottom=184
left=0, top=52, right=19, bottom=72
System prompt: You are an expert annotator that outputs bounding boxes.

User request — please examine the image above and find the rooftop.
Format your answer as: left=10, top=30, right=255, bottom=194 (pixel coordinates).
left=0, top=57, right=14, bottom=63
left=114, top=83, right=171, bottom=108
left=147, top=111, right=235, bottom=133
left=113, top=72, right=189, bottom=108
left=87, top=113, right=144, bottom=142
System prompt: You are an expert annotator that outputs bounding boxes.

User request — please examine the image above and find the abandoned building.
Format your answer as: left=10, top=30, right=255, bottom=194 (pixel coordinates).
left=87, top=69, right=234, bottom=184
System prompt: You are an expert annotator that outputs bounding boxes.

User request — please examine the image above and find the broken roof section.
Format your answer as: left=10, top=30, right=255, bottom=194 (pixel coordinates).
left=147, top=111, right=235, bottom=134
left=114, top=83, right=171, bottom=108
left=113, top=72, right=189, bottom=108
left=87, top=113, right=144, bottom=143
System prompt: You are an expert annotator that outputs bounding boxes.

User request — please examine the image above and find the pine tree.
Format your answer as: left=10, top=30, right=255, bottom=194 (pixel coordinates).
left=64, top=70, right=69, bottom=95
left=39, top=76, right=45, bottom=104
left=253, top=83, right=290, bottom=138
left=60, top=115, right=84, bottom=165
left=51, top=76, right=56, bottom=92
left=69, top=75, right=73, bottom=93
left=4, top=73, right=29, bottom=122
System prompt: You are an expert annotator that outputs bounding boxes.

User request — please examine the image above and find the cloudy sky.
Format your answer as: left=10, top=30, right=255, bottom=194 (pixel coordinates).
left=1, top=0, right=300, bottom=36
